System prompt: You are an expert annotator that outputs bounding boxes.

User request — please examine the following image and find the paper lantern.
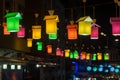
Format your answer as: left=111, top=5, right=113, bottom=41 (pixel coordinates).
left=49, top=33, right=57, bottom=39
left=47, top=45, right=52, bottom=54
left=5, top=12, right=22, bottom=32
left=56, top=48, right=62, bottom=56
left=36, top=42, right=42, bottom=51
left=27, top=38, right=32, bottom=47
left=43, top=10, right=59, bottom=34
left=110, top=17, right=120, bottom=36
left=65, top=49, right=70, bottom=57
left=76, top=16, right=93, bottom=35
left=91, top=23, right=100, bottom=39
left=32, top=25, right=41, bottom=39
left=70, top=52, right=74, bottom=59
left=73, top=50, right=79, bottom=59
left=86, top=53, right=91, bottom=60
left=2, top=22, right=10, bottom=35
left=92, top=53, right=97, bottom=61
left=80, top=52, right=86, bottom=60
left=97, top=53, right=102, bottom=60
left=104, top=53, right=109, bottom=60
left=17, top=27, right=25, bottom=38
left=67, top=20, right=77, bottom=39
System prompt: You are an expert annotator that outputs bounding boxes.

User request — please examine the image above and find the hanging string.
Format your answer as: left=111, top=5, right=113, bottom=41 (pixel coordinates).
left=71, top=8, right=73, bottom=20
left=83, top=0, right=87, bottom=16
left=118, top=1, right=120, bottom=17
left=50, top=0, right=53, bottom=10
left=3, top=0, right=5, bottom=21
left=93, top=6, right=95, bottom=19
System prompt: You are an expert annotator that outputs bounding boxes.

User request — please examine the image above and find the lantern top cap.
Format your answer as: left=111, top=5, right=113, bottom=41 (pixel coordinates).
left=76, top=16, right=93, bottom=22
left=32, top=25, right=41, bottom=29
left=110, top=17, right=120, bottom=23
left=43, top=15, right=59, bottom=22
left=5, top=12, right=22, bottom=19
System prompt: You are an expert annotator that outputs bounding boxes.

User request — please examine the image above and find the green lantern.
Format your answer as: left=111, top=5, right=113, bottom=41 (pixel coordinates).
left=104, top=53, right=109, bottom=60
left=49, top=33, right=57, bottom=39
left=36, top=41, right=42, bottom=51
left=92, top=53, right=97, bottom=61
left=70, top=52, right=74, bottom=59
left=5, top=12, right=22, bottom=32
left=73, top=50, right=79, bottom=59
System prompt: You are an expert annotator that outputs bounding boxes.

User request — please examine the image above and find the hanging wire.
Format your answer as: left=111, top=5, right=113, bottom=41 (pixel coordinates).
left=50, top=0, right=53, bottom=10
left=83, top=0, right=87, bottom=16
left=93, top=6, right=95, bottom=19
left=3, top=0, right=5, bottom=21
left=12, top=0, right=15, bottom=11
left=70, top=8, right=73, bottom=20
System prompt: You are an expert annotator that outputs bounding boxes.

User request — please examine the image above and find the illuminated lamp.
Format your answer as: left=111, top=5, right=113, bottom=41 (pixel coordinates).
left=76, top=16, right=93, bottom=35
left=104, top=69, right=109, bottom=73
left=32, top=25, right=41, bottom=39
left=47, top=45, right=52, bottom=54
left=17, top=65, right=21, bottom=70
left=5, top=12, right=22, bottom=32
left=67, top=20, right=77, bottom=39
left=11, top=65, right=15, bottom=70
left=86, top=66, right=92, bottom=71
left=92, top=66, right=97, bottom=72
left=104, top=53, right=109, bottom=60
left=65, top=49, right=70, bottom=57
left=36, top=41, right=42, bottom=51
left=80, top=52, right=86, bottom=60
left=110, top=67, right=115, bottom=72
left=3, top=64, right=7, bottom=69
left=43, top=10, right=59, bottom=34
left=3, top=22, right=10, bottom=35
left=27, top=38, right=32, bottom=47
left=115, top=68, right=119, bottom=73
left=97, top=53, right=102, bottom=60
left=98, top=67, right=103, bottom=72
left=70, top=52, right=74, bottom=59
left=49, top=33, right=57, bottom=39
left=110, top=17, right=120, bottom=36
left=91, top=22, right=100, bottom=39
left=92, top=53, right=97, bottom=61
left=73, top=50, right=79, bottom=59
left=86, top=53, right=91, bottom=60
left=56, top=48, right=62, bottom=56
left=17, top=26, right=25, bottom=38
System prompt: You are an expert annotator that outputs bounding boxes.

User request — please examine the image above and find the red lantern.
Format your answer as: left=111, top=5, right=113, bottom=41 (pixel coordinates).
left=17, top=26, right=25, bottom=38
left=67, top=20, right=77, bottom=39
left=91, top=23, right=100, bottom=39
left=110, top=17, right=120, bottom=36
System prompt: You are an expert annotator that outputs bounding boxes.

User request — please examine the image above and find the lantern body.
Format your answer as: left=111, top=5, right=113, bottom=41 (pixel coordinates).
left=56, top=48, right=62, bottom=56
left=91, top=26, right=98, bottom=39
left=73, top=50, right=79, bottom=59
left=77, top=16, right=93, bottom=35
left=65, top=49, right=70, bottom=57
left=5, top=12, right=22, bottom=32
left=67, top=24, right=77, bottom=39
left=36, top=42, right=42, bottom=51
left=17, top=27, right=25, bottom=37
left=110, top=17, right=120, bottom=36
left=92, top=53, right=97, bottom=61
left=80, top=52, right=86, bottom=60
left=86, top=53, right=91, bottom=60
left=32, top=26, right=41, bottom=39
left=104, top=53, right=109, bottom=60
left=70, top=52, right=74, bottom=59
left=47, top=45, right=52, bottom=54
left=27, top=38, right=32, bottom=47
left=3, top=22, right=10, bottom=35
left=97, top=53, right=102, bottom=60
left=49, top=33, right=57, bottom=39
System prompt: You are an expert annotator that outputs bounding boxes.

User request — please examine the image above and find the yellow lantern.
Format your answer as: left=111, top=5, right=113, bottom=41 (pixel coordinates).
left=32, top=25, right=41, bottom=39
left=47, top=45, right=52, bottom=54
left=67, top=20, right=78, bottom=39
left=65, top=49, right=70, bottom=57
left=97, top=53, right=102, bottom=60
left=76, top=16, right=93, bottom=35
left=43, top=10, right=59, bottom=34
left=86, top=53, right=91, bottom=60
left=27, top=38, right=32, bottom=47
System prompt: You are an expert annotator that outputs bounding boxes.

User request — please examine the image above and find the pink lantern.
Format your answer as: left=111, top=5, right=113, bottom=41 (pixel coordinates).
left=56, top=48, right=62, bottom=56
left=110, top=17, right=120, bottom=36
left=17, top=27, right=25, bottom=38
left=91, top=23, right=100, bottom=39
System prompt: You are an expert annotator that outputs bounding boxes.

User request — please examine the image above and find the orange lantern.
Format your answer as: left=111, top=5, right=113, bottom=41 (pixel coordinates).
left=47, top=45, right=52, bottom=54
left=43, top=10, right=59, bottom=34
left=2, top=22, right=10, bottom=35
left=32, top=25, right=41, bottom=39
left=80, top=52, right=86, bottom=60
left=97, top=53, right=102, bottom=60
left=27, top=38, right=32, bottom=47
left=67, top=20, right=77, bottom=39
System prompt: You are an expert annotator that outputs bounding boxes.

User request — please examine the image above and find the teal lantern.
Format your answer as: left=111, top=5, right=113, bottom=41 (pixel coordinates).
left=5, top=12, right=22, bottom=32
left=36, top=41, right=42, bottom=51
